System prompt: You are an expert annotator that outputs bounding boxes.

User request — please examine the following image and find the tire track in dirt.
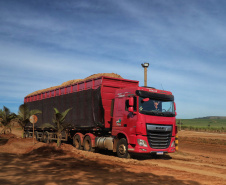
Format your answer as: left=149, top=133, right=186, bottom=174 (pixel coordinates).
left=145, top=131, right=226, bottom=183
left=145, top=158, right=226, bottom=180
left=126, top=131, right=226, bottom=184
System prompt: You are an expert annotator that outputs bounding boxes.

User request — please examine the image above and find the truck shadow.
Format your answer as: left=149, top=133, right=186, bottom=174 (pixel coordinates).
left=41, top=139, right=173, bottom=161
left=0, top=146, right=200, bottom=185
left=96, top=150, right=172, bottom=161
left=131, top=153, right=172, bottom=160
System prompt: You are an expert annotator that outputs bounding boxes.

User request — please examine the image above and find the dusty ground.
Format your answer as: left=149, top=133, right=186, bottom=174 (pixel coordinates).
left=0, top=128, right=226, bottom=185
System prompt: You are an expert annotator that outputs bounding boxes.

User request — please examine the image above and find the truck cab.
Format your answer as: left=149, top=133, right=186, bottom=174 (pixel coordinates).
left=112, top=86, right=177, bottom=157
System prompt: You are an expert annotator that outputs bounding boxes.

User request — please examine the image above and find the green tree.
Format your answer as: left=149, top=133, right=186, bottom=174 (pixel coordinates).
left=0, top=106, right=17, bottom=134
left=17, top=104, right=42, bottom=138
left=52, top=108, right=72, bottom=147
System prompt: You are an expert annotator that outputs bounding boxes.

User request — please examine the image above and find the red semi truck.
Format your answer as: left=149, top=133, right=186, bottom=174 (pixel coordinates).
left=24, top=76, right=177, bottom=158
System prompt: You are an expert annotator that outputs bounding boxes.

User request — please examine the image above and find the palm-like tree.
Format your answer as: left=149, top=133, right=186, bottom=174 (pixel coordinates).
left=52, top=108, right=72, bottom=147
left=0, top=106, right=17, bottom=134
left=17, top=104, right=42, bottom=138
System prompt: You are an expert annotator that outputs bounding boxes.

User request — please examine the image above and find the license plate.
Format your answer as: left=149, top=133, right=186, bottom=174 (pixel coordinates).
left=156, top=152, right=164, bottom=155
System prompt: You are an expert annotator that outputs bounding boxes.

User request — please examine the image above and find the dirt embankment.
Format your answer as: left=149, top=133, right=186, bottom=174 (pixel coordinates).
left=0, top=129, right=226, bottom=185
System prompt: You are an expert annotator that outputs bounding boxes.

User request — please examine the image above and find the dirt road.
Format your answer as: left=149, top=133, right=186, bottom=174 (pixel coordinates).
left=0, top=129, right=225, bottom=185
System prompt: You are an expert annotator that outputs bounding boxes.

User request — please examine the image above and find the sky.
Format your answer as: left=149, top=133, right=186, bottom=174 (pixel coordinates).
left=0, top=0, right=226, bottom=119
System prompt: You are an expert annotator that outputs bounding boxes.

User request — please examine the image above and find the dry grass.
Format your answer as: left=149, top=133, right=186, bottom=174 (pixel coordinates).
left=26, top=73, right=123, bottom=97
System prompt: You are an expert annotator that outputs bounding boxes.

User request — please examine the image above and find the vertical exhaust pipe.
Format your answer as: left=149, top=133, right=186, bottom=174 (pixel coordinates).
left=141, top=63, right=149, bottom=87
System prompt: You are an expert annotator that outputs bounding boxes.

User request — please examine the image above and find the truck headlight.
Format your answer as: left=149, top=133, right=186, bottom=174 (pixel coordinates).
left=137, top=139, right=148, bottom=147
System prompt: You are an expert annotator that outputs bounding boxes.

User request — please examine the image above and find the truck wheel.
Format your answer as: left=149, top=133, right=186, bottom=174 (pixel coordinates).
left=116, top=138, right=130, bottom=158
left=73, top=135, right=83, bottom=150
left=22, top=132, right=26, bottom=138
left=43, top=132, right=49, bottom=143
left=23, top=131, right=26, bottom=138
left=83, top=136, right=95, bottom=152
left=25, top=131, right=30, bottom=138
left=35, top=132, right=39, bottom=141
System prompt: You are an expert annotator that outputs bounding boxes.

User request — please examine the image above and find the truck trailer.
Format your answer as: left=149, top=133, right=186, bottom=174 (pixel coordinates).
left=24, top=76, right=177, bottom=158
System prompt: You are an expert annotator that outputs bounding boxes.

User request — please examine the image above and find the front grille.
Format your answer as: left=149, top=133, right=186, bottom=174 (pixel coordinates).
left=146, top=124, right=172, bottom=149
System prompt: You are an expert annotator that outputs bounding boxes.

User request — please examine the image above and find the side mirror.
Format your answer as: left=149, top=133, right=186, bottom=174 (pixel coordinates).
left=174, top=102, right=177, bottom=116
left=128, top=107, right=134, bottom=112
left=129, top=97, right=134, bottom=107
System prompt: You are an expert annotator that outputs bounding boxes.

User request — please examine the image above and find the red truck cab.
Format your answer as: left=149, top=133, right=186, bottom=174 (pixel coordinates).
left=112, top=86, right=177, bottom=157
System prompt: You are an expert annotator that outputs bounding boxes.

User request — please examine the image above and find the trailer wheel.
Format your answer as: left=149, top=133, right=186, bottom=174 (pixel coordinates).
left=25, top=131, right=30, bottom=138
left=83, top=136, right=95, bottom=152
left=116, top=138, right=130, bottom=158
left=43, top=132, right=50, bottom=143
left=35, top=132, right=39, bottom=141
left=23, top=131, right=26, bottom=138
left=73, top=135, right=83, bottom=150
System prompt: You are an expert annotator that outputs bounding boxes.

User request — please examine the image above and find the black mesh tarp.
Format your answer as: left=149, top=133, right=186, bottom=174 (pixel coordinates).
left=25, top=87, right=104, bottom=129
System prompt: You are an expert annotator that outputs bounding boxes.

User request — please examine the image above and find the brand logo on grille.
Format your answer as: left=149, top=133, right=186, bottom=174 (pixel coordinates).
left=155, top=126, right=171, bottom=131
left=147, top=124, right=172, bottom=132
left=156, top=127, right=164, bottom=130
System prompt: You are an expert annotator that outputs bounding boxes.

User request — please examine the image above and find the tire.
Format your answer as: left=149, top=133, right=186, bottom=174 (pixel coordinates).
left=35, top=132, right=39, bottom=141
left=23, top=131, right=26, bottom=138
left=73, top=135, right=83, bottom=150
left=43, top=132, right=50, bottom=143
left=25, top=131, right=30, bottom=138
left=83, top=136, right=95, bottom=152
left=116, top=138, right=130, bottom=158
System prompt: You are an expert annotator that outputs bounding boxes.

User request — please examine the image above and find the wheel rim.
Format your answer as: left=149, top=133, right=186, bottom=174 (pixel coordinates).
left=118, top=144, right=126, bottom=155
left=35, top=133, right=38, bottom=141
left=84, top=140, right=90, bottom=151
left=74, top=139, right=79, bottom=149
left=44, top=133, right=48, bottom=143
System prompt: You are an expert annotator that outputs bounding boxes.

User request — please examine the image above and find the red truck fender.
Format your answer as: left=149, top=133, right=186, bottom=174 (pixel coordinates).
left=113, top=131, right=131, bottom=143
left=74, top=133, right=84, bottom=142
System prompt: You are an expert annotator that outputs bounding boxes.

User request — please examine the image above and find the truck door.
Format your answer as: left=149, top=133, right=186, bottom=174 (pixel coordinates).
left=113, top=96, right=137, bottom=129
left=113, top=96, right=124, bottom=128
left=112, top=95, right=138, bottom=145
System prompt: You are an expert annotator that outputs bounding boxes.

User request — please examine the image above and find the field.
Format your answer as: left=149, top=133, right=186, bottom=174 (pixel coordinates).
left=0, top=127, right=226, bottom=185
left=176, top=119, right=226, bottom=132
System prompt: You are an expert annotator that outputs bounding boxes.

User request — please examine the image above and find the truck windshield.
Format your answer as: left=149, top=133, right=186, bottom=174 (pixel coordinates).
left=139, top=97, right=175, bottom=117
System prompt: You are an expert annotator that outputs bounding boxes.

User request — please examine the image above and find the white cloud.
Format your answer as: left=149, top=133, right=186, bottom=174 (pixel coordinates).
left=0, top=0, right=225, bottom=118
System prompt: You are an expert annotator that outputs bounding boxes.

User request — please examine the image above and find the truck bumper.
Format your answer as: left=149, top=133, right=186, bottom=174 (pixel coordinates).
left=128, top=135, right=176, bottom=154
